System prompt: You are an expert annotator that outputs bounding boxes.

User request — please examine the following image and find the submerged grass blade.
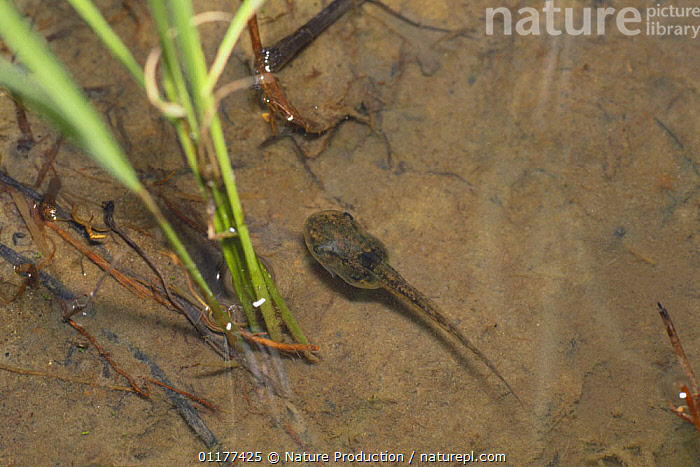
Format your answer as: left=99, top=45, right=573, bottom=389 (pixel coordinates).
left=260, top=261, right=311, bottom=346
left=1, top=0, right=314, bottom=353
left=166, top=0, right=283, bottom=341
left=0, top=1, right=244, bottom=351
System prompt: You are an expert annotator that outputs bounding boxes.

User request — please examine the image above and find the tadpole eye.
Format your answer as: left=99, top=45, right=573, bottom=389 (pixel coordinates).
left=359, top=251, right=380, bottom=269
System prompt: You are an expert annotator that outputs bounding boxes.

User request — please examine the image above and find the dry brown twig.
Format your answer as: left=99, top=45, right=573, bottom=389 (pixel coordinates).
left=657, top=303, right=700, bottom=433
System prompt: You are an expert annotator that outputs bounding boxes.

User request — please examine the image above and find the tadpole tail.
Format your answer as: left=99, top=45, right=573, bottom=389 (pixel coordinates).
left=377, top=264, right=523, bottom=406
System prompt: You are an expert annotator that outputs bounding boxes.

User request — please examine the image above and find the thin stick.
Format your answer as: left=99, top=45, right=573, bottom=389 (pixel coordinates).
left=658, top=303, right=700, bottom=395
left=103, top=201, right=180, bottom=312
left=0, top=361, right=134, bottom=393
left=238, top=329, right=319, bottom=353
left=62, top=305, right=149, bottom=397
left=63, top=250, right=124, bottom=319
left=262, top=0, right=355, bottom=72
left=680, top=383, right=700, bottom=433
left=658, top=303, right=700, bottom=434
left=247, top=14, right=326, bottom=133
left=143, top=377, right=217, bottom=411
left=45, top=221, right=170, bottom=307
left=9, top=189, right=51, bottom=259
left=33, top=136, right=63, bottom=189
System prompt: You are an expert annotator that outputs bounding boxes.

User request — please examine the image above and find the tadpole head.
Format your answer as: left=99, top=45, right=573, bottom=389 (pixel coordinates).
left=303, top=210, right=387, bottom=289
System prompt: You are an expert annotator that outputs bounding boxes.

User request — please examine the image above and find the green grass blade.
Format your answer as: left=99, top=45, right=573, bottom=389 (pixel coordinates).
left=0, top=1, right=244, bottom=351
left=205, top=0, right=265, bottom=94
left=66, top=0, right=145, bottom=88
left=147, top=0, right=201, bottom=138
left=0, top=1, right=141, bottom=193
left=0, top=60, right=78, bottom=141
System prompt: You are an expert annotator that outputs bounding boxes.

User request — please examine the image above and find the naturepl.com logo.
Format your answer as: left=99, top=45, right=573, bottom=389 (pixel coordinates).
left=485, top=1, right=700, bottom=38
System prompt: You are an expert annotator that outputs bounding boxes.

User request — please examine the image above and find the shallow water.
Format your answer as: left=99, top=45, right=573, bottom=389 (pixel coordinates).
left=1, top=0, right=699, bottom=465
